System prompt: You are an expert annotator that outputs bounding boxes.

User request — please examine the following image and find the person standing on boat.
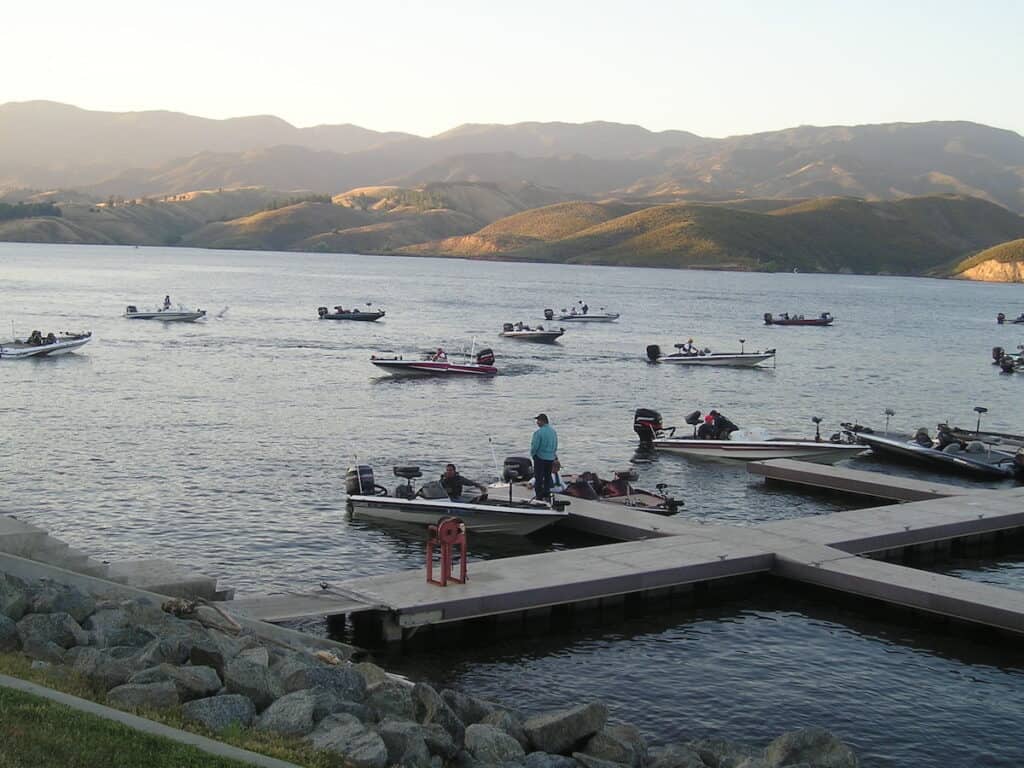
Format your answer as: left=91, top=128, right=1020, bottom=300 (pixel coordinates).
left=531, top=413, right=558, bottom=501
left=163, top=295, right=172, bottom=310
left=440, top=463, right=487, bottom=501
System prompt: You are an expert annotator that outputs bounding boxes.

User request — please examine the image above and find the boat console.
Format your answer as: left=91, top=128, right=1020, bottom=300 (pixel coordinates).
left=393, top=465, right=422, bottom=499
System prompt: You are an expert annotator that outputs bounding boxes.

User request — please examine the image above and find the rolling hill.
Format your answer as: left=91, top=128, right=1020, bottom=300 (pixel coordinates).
left=953, top=238, right=1024, bottom=282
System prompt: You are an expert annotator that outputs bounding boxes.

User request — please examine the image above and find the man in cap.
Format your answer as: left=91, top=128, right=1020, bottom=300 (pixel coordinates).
left=530, top=413, right=558, bottom=501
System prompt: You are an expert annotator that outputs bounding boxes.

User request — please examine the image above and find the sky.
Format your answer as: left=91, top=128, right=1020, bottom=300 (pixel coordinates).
left=3, top=0, right=1022, bottom=138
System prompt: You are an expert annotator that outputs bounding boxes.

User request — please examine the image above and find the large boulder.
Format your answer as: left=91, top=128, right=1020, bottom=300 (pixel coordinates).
left=224, top=656, right=284, bottom=711
left=420, top=722, right=461, bottom=760
left=66, top=646, right=140, bottom=691
left=106, top=681, right=179, bottom=711
left=525, top=702, right=609, bottom=755
left=378, top=719, right=433, bottom=768
left=688, top=737, right=759, bottom=768
left=137, top=636, right=193, bottom=667
left=256, top=689, right=319, bottom=736
left=182, top=694, right=256, bottom=731
left=28, top=581, right=96, bottom=623
left=582, top=724, right=648, bottom=768
left=574, top=754, right=632, bottom=768
left=441, top=688, right=500, bottom=725
left=648, top=743, right=706, bottom=768
left=283, top=664, right=367, bottom=702
left=0, top=573, right=29, bottom=620
left=129, top=664, right=222, bottom=701
left=763, top=728, right=858, bottom=768
left=312, top=688, right=375, bottom=723
left=17, top=612, right=88, bottom=651
left=0, top=614, right=20, bottom=652
left=413, top=682, right=465, bottom=743
left=465, top=723, right=526, bottom=763
left=308, top=713, right=388, bottom=768
left=481, top=709, right=529, bottom=750
left=366, top=679, right=415, bottom=720
left=83, top=608, right=157, bottom=649
left=525, top=753, right=581, bottom=768
left=189, top=633, right=244, bottom=679
left=355, top=661, right=390, bottom=688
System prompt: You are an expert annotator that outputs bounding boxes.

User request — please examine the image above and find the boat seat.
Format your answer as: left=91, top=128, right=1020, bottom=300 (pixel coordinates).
left=393, top=466, right=422, bottom=479
left=614, top=469, right=639, bottom=482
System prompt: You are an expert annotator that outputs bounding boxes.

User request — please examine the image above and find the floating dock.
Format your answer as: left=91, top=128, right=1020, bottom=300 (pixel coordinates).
left=225, top=468, right=1024, bottom=647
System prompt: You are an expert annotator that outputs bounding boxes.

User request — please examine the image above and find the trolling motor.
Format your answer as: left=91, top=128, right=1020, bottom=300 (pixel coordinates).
left=974, top=406, right=988, bottom=434
left=812, top=416, right=823, bottom=442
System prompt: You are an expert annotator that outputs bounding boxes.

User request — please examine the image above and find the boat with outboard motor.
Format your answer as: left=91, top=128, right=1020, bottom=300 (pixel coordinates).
left=544, top=305, right=619, bottom=322
left=646, top=339, right=776, bottom=368
left=500, top=322, right=564, bottom=342
left=992, top=345, right=1023, bottom=373
left=634, top=408, right=865, bottom=464
left=318, top=304, right=385, bottom=321
left=763, top=312, right=833, bottom=326
left=370, top=346, right=497, bottom=377
left=496, top=456, right=682, bottom=515
left=345, top=464, right=568, bottom=536
left=842, top=422, right=1024, bottom=481
left=0, top=330, right=92, bottom=359
left=937, top=423, right=1024, bottom=451
left=124, top=297, right=206, bottom=322
left=996, top=312, right=1024, bottom=325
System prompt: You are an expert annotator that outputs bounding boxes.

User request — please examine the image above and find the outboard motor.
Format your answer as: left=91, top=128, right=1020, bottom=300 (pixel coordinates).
left=476, top=348, right=495, bottom=365
left=997, top=312, right=1006, bottom=324
left=125, top=305, right=138, bottom=314
left=317, top=306, right=329, bottom=318
left=346, top=465, right=376, bottom=496
left=502, top=323, right=514, bottom=332
left=763, top=312, right=773, bottom=324
left=646, top=344, right=662, bottom=362
left=634, top=408, right=664, bottom=443
left=503, top=456, right=533, bottom=482
left=543, top=308, right=554, bottom=320
left=993, top=346, right=1005, bottom=364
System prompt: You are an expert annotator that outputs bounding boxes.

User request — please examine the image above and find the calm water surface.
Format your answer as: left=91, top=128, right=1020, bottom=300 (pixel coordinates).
left=2, top=243, right=1024, bottom=766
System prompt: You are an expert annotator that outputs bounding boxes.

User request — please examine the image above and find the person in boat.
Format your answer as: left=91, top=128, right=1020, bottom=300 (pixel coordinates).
left=515, top=321, right=524, bottom=331
left=680, top=339, right=697, bottom=356
left=531, top=413, right=558, bottom=501
left=570, top=306, right=578, bottom=315
left=163, top=295, right=172, bottom=310
left=440, top=463, right=487, bottom=501
left=27, top=330, right=43, bottom=346
left=45, top=332, right=56, bottom=344
left=582, top=303, right=589, bottom=315
left=432, top=347, right=447, bottom=361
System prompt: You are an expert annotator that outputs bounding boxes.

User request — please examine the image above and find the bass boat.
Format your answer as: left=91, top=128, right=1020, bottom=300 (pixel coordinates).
left=497, top=456, right=682, bottom=515
left=318, top=305, right=385, bottom=321
left=842, top=423, right=1024, bottom=481
left=646, top=340, right=775, bottom=368
left=346, top=464, right=568, bottom=536
left=500, top=322, right=564, bottom=342
left=370, top=347, right=497, bottom=377
left=124, top=301, right=206, bottom=322
left=0, top=330, right=92, bottom=360
left=992, top=346, right=1023, bottom=373
left=996, top=312, right=1024, bottom=325
left=544, top=307, right=619, bottom=323
left=634, top=408, right=865, bottom=464
left=763, top=312, right=833, bottom=326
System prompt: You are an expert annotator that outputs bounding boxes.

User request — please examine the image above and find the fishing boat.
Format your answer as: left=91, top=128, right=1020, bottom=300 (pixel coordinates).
left=634, top=408, right=865, bottom=464
left=0, top=330, right=92, bottom=360
left=497, top=456, right=682, bottom=515
left=345, top=464, right=567, bottom=536
left=996, top=312, right=1024, bottom=324
left=370, top=346, right=497, bottom=377
left=763, top=312, right=833, bottom=326
left=318, top=305, right=385, bottom=321
left=937, top=424, right=1024, bottom=451
left=544, top=306, right=619, bottom=322
left=842, top=423, right=1024, bottom=480
left=124, top=298, right=206, bottom=322
left=500, top=322, right=564, bottom=342
left=992, top=345, right=1023, bottom=373
left=646, top=340, right=776, bottom=368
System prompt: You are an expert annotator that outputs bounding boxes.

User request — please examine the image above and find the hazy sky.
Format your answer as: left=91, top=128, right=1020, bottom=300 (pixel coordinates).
left=4, top=0, right=1021, bottom=138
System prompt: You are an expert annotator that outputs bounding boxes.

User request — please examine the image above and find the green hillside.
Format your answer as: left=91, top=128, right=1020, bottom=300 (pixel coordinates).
left=954, top=238, right=1024, bottom=270
left=402, top=195, right=1024, bottom=275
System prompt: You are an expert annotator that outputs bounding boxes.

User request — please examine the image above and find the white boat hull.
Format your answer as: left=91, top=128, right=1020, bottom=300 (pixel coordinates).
left=558, top=313, right=619, bottom=322
left=651, top=439, right=865, bottom=464
left=499, top=330, right=564, bottom=342
left=659, top=352, right=775, bottom=367
left=0, top=334, right=92, bottom=359
left=125, top=309, right=206, bottom=322
left=347, top=494, right=565, bottom=536
left=370, top=359, right=497, bottom=376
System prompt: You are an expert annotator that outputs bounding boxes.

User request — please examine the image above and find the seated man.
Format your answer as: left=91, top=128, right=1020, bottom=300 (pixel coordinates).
left=440, top=463, right=487, bottom=501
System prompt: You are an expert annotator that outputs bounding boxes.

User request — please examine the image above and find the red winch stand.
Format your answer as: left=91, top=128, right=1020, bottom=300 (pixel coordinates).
left=426, top=517, right=467, bottom=586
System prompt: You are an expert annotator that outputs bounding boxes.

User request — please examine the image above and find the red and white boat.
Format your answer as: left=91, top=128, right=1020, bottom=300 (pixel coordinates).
left=370, top=346, right=497, bottom=377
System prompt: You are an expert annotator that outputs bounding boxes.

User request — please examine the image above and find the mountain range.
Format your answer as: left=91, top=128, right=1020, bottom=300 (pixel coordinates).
left=2, top=101, right=1024, bottom=279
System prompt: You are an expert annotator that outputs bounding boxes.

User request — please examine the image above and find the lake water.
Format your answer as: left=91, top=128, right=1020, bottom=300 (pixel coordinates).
left=2, top=242, right=1024, bottom=766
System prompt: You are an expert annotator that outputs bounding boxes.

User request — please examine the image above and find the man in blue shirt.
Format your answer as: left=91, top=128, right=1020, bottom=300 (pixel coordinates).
left=530, top=413, right=558, bottom=501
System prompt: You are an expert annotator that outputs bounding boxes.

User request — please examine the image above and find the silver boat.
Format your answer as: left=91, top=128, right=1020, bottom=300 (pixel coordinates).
left=646, top=341, right=776, bottom=368
left=0, top=331, right=92, bottom=360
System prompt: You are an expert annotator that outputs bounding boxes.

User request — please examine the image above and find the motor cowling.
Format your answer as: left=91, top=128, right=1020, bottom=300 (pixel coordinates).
left=346, top=465, right=375, bottom=495
left=476, top=348, right=495, bottom=365
left=634, top=408, right=663, bottom=443
left=764, top=312, right=773, bottom=324
left=126, top=305, right=138, bottom=314
left=318, top=306, right=328, bottom=318
left=544, top=308, right=554, bottom=320
left=997, top=313, right=1006, bottom=324
left=503, top=323, right=514, bottom=332
left=503, top=456, right=533, bottom=482
left=646, top=344, right=662, bottom=362
left=993, top=346, right=1005, bottom=363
